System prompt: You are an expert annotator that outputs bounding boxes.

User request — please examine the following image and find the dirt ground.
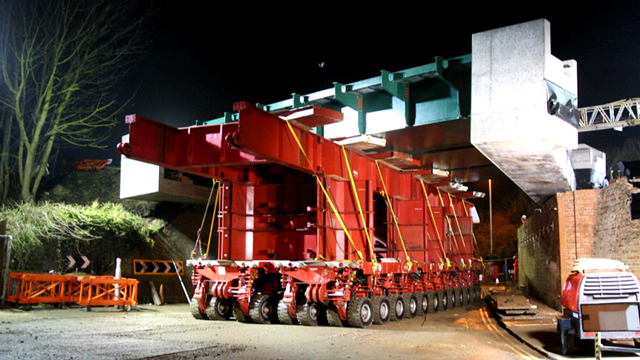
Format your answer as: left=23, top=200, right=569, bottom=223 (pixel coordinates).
left=0, top=300, right=544, bottom=360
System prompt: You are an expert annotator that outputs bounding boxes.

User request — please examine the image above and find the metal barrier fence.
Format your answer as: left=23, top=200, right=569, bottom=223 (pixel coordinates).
left=6, top=273, right=138, bottom=309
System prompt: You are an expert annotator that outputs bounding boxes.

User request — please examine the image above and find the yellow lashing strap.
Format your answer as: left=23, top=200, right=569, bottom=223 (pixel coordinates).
left=447, top=192, right=468, bottom=269
left=341, top=146, right=376, bottom=264
left=436, top=188, right=460, bottom=269
left=375, top=160, right=413, bottom=269
left=419, top=180, right=446, bottom=266
left=461, top=199, right=478, bottom=245
left=447, top=192, right=467, bottom=249
left=285, top=121, right=363, bottom=262
left=205, top=180, right=220, bottom=259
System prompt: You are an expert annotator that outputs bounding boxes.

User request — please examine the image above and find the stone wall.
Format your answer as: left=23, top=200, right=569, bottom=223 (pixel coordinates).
left=592, top=180, right=640, bottom=273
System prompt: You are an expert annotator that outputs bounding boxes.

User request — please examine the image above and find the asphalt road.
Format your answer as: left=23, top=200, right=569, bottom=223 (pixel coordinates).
left=0, top=301, right=545, bottom=360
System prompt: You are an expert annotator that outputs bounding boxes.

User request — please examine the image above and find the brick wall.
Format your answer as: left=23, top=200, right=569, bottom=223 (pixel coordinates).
left=517, top=179, right=640, bottom=311
left=556, top=188, right=601, bottom=289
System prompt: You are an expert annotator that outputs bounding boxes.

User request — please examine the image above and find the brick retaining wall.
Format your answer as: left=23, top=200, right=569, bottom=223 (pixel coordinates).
left=518, top=179, right=640, bottom=310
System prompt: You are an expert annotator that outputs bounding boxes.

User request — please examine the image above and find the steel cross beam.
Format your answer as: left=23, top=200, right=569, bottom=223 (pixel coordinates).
left=228, top=102, right=423, bottom=200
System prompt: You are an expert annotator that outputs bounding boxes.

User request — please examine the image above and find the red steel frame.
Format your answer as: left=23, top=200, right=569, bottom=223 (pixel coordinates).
left=118, top=102, right=482, bottom=327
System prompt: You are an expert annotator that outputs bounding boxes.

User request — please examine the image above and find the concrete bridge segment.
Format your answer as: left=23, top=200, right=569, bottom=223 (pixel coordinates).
left=471, top=19, right=580, bottom=203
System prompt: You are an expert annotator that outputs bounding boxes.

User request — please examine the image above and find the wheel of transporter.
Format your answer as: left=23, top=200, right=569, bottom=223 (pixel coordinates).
left=277, top=298, right=298, bottom=325
left=415, top=292, right=427, bottom=316
left=249, top=294, right=279, bottom=324
left=347, top=297, right=374, bottom=328
left=190, top=298, right=208, bottom=320
left=437, top=290, right=447, bottom=312
left=445, top=289, right=456, bottom=310
left=326, top=303, right=345, bottom=327
left=403, top=293, right=418, bottom=318
left=455, top=288, right=464, bottom=308
left=297, top=302, right=321, bottom=326
left=206, top=297, right=232, bottom=320
left=388, top=294, right=405, bottom=322
left=372, top=295, right=390, bottom=325
left=474, top=284, right=482, bottom=302
left=426, top=291, right=438, bottom=313
left=462, top=287, right=470, bottom=306
left=232, top=301, right=252, bottom=323
left=470, top=286, right=478, bottom=303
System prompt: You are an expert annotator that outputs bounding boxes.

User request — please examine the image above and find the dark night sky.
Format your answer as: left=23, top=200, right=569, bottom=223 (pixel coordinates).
left=99, top=2, right=640, bottom=164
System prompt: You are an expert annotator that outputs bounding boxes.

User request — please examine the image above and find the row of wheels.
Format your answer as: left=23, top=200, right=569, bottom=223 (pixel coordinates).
left=192, top=285, right=482, bottom=329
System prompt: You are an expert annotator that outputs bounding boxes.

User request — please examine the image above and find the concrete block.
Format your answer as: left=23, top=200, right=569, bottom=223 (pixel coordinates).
left=471, top=19, right=579, bottom=202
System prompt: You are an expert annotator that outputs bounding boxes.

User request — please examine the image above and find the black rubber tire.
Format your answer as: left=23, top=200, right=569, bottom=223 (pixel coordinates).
left=372, top=295, right=390, bottom=325
left=403, top=293, right=418, bottom=318
left=462, top=287, right=471, bottom=305
left=437, top=290, right=446, bottom=312
left=190, top=298, right=208, bottom=320
left=426, top=291, right=438, bottom=313
left=445, top=289, right=456, bottom=310
left=249, top=294, right=278, bottom=324
left=388, top=294, right=405, bottom=322
left=474, top=284, right=482, bottom=301
left=416, top=292, right=427, bottom=316
left=347, top=297, right=374, bottom=328
left=206, top=297, right=232, bottom=320
left=277, top=298, right=298, bottom=325
left=232, top=301, right=251, bottom=323
left=297, top=302, right=320, bottom=326
left=455, top=288, right=464, bottom=308
left=326, top=303, right=344, bottom=327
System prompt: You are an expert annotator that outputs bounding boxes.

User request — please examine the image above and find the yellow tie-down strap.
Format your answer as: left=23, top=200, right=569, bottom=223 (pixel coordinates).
left=284, top=120, right=363, bottom=262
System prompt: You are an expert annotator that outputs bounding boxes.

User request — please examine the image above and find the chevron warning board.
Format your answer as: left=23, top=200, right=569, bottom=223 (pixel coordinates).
left=133, top=259, right=184, bottom=275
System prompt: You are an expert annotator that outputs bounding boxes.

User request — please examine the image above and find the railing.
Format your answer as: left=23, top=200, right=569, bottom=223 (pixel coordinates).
left=6, top=273, right=138, bottom=309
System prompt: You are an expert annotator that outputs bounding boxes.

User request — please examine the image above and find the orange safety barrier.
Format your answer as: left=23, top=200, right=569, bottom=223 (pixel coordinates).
left=77, top=276, right=138, bottom=308
left=6, top=273, right=138, bottom=308
left=6, top=273, right=78, bottom=304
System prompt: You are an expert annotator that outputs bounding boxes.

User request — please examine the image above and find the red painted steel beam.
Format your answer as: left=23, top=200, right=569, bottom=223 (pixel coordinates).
left=230, top=102, right=421, bottom=199
left=117, top=114, right=266, bottom=181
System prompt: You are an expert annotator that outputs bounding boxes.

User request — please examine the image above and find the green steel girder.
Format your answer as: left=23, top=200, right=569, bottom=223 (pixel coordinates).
left=380, top=56, right=469, bottom=128
left=333, top=82, right=393, bottom=134
left=196, top=55, right=471, bottom=133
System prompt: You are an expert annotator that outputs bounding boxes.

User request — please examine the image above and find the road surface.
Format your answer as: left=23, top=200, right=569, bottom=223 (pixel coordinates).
left=0, top=301, right=544, bottom=360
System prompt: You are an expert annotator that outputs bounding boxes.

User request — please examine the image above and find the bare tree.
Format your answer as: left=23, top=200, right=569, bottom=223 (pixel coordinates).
left=0, top=0, right=153, bottom=203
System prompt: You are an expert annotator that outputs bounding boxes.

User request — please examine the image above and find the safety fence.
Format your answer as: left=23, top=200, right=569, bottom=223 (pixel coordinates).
left=5, top=273, right=138, bottom=308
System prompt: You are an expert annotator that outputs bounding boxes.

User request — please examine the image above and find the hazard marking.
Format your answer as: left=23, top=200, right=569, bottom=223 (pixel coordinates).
left=67, top=255, right=91, bottom=269
left=133, top=259, right=184, bottom=275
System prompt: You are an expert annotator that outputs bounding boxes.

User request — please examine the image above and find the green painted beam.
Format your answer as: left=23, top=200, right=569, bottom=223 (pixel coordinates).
left=193, top=54, right=471, bottom=133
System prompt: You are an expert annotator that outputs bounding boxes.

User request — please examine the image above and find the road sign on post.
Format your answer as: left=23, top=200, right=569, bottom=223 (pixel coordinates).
left=133, top=259, right=184, bottom=275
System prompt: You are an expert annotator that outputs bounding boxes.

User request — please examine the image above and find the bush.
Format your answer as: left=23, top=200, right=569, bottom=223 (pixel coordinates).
left=1, top=202, right=164, bottom=272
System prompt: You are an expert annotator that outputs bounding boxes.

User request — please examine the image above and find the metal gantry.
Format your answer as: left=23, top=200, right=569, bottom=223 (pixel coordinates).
left=579, top=98, right=640, bottom=131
